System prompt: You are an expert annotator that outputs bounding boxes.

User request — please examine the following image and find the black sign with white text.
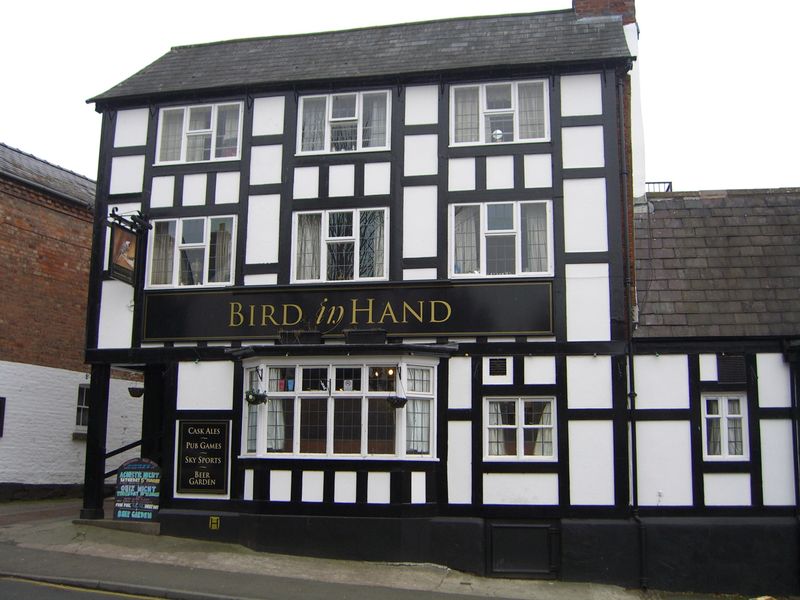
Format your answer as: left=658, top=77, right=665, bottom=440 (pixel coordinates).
left=177, top=420, right=229, bottom=495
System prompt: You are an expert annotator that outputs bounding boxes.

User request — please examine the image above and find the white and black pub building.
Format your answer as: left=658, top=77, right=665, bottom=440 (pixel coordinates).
left=81, top=1, right=800, bottom=594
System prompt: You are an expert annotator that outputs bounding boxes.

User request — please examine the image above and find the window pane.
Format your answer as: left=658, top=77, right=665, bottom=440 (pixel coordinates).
left=246, top=403, right=258, bottom=453
left=327, top=242, right=354, bottom=280
left=215, top=104, right=240, bottom=158
left=518, top=82, right=546, bottom=139
left=485, top=84, right=512, bottom=110
left=488, top=401, right=515, bottom=426
left=521, top=203, right=548, bottom=273
left=368, top=398, right=395, bottom=454
left=335, top=367, right=362, bottom=392
left=406, top=398, right=430, bottom=454
left=524, top=401, right=552, bottom=426
left=188, top=106, right=212, bottom=130
left=181, top=219, right=205, bottom=244
left=300, top=398, right=327, bottom=453
left=368, top=366, right=396, bottom=392
left=208, top=217, right=233, bottom=283
left=706, top=398, right=719, bottom=415
left=454, top=87, right=479, bottom=143
left=487, top=204, right=513, bottom=230
left=179, top=248, right=205, bottom=285
left=331, top=94, right=357, bottom=119
left=186, top=134, right=211, bottom=161
left=76, top=387, right=89, bottom=428
left=727, top=417, right=743, bottom=455
left=485, top=113, right=514, bottom=143
left=301, top=97, right=326, bottom=152
left=268, top=367, right=296, bottom=392
left=151, top=221, right=176, bottom=285
left=706, top=417, right=721, bottom=455
left=159, top=109, right=184, bottom=162
left=454, top=205, right=480, bottom=274
left=328, top=212, right=353, bottom=238
left=524, top=427, right=552, bottom=456
left=331, top=122, right=357, bottom=152
left=295, top=213, right=321, bottom=280
left=488, top=427, right=516, bottom=456
left=301, top=367, right=328, bottom=391
left=407, top=368, right=431, bottom=393
left=267, top=398, right=294, bottom=452
left=727, top=398, right=741, bottom=415
left=362, top=93, right=387, bottom=148
left=334, top=398, right=361, bottom=454
left=359, top=210, right=385, bottom=278
left=486, top=235, right=515, bottom=275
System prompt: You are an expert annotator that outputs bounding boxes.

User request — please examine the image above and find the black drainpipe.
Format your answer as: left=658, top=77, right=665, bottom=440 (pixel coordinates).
left=617, top=68, right=647, bottom=590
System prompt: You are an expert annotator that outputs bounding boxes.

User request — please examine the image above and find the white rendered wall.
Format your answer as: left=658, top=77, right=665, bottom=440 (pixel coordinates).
left=270, top=470, right=291, bottom=501
left=364, top=162, right=391, bottom=195
left=568, top=420, right=615, bottom=505
left=404, top=135, right=438, bottom=176
left=567, top=355, right=612, bottom=409
left=636, top=421, right=693, bottom=506
left=560, top=73, right=603, bottom=116
left=565, top=263, right=610, bottom=341
left=447, top=421, right=472, bottom=504
left=634, top=355, right=690, bottom=409
left=113, top=108, right=149, bottom=147
left=109, top=155, right=145, bottom=195
left=252, top=96, right=285, bottom=136
left=523, top=154, right=552, bottom=188
left=404, top=85, right=438, bottom=125
left=523, top=356, right=556, bottom=385
left=97, top=280, right=134, bottom=349
left=403, top=186, right=437, bottom=258
left=301, top=471, right=324, bottom=502
left=368, top=471, right=391, bottom=504
left=215, top=172, right=240, bottom=205
left=293, top=166, right=319, bottom=199
left=246, top=195, right=280, bottom=264
left=483, top=473, right=558, bottom=505
left=176, top=361, right=234, bottom=410
left=182, top=174, right=207, bottom=206
left=563, top=178, right=608, bottom=253
left=760, top=419, right=796, bottom=506
left=562, top=126, right=605, bottom=169
left=698, top=354, right=717, bottom=381
left=757, top=353, right=791, bottom=407
left=448, top=158, right=475, bottom=191
left=704, top=473, right=751, bottom=506
left=486, top=156, right=514, bottom=190
left=329, top=164, right=355, bottom=197
left=447, top=357, right=472, bottom=409
left=0, top=361, right=142, bottom=484
left=624, top=22, right=647, bottom=200
left=150, top=176, right=174, bottom=208
left=250, top=145, right=283, bottom=185
left=334, top=471, right=357, bottom=503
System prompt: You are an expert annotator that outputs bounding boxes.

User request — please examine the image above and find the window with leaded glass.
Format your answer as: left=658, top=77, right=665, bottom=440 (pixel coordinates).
left=298, top=90, right=390, bottom=154
left=702, top=393, right=748, bottom=461
left=156, top=102, right=242, bottom=164
left=485, top=397, right=555, bottom=460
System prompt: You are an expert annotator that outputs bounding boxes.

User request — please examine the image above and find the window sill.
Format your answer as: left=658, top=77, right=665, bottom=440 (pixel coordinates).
left=238, top=453, right=438, bottom=462
left=449, top=138, right=550, bottom=148
left=153, top=156, right=241, bottom=167
left=295, top=147, right=391, bottom=158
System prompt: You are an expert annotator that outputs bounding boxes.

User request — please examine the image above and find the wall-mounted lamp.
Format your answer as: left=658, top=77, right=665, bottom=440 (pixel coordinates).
left=128, top=387, right=145, bottom=398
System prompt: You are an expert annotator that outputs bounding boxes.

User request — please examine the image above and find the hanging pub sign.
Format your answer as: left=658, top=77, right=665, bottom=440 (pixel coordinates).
left=113, top=457, right=160, bottom=522
left=108, top=222, right=138, bottom=284
left=176, top=420, right=230, bottom=495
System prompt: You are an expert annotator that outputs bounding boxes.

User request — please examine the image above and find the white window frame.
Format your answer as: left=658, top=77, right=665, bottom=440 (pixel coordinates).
left=240, top=358, right=437, bottom=460
left=145, top=215, right=237, bottom=289
left=448, top=200, right=553, bottom=278
left=75, top=384, right=90, bottom=433
left=155, top=102, right=243, bottom=165
left=484, top=396, right=557, bottom=462
left=701, top=393, right=749, bottom=461
left=291, top=208, right=389, bottom=283
left=449, top=80, right=550, bottom=146
left=296, top=90, right=392, bottom=155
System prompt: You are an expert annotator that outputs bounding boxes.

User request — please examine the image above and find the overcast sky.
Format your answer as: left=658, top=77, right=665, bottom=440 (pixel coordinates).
left=3, top=1, right=798, bottom=191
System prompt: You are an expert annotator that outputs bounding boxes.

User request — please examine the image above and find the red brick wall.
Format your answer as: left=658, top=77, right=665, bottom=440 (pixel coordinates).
left=574, top=0, right=636, bottom=24
left=0, top=175, right=93, bottom=373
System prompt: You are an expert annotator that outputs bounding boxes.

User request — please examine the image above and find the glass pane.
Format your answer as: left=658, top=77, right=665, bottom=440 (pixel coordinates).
left=706, top=398, right=719, bottom=415
left=524, top=401, right=552, bottom=426
left=295, top=213, right=321, bottom=280
left=521, top=203, right=548, bottom=273
left=485, top=113, right=514, bottom=143
left=215, top=104, right=240, bottom=158
left=524, top=427, right=552, bottom=456
left=328, top=212, right=353, bottom=238
left=727, top=398, right=741, bottom=415
left=453, top=205, right=480, bottom=274
left=488, top=428, right=516, bottom=456
left=301, top=367, right=328, bottom=391
left=453, top=87, right=479, bottom=143
left=267, top=398, right=294, bottom=452
left=706, top=417, right=721, bottom=455
left=178, top=248, right=204, bottom=285
left=407, top=368, right=431, bottom=393
left=334, top=398, right=361, bottom=454
left=331, top=121, right=357, bottom=151
left=186, top=133, right=211, bottom=161
left=406, top=398, right=430, bottom=454
left=150, top=221, right=175, bottom=285
left=486, top=235, right=515, bottom=275
left=301, top=97, right=326, bottom=152
left=268, top=367, right=296, bottom=392
left=181, top=219, right=205, bottom=244
left=518, top=82, right=546, bottom=139
left=487, top=203, right=513, bottom=230
left=208, top=217, right=233, bottom=283
left=331, top=94, right=357, bottom=119
left=335, top=367, right=362, bottom=392
left=488, top=401, right=515, bottom=426
left=246, top=403, right=258, bottom=453
left=159, top=109, right=184, bottom=162
left=300, top=398, right=327, bottom=453
left=188, top=106, right=212, bottom=130
left=727, top=417, right=743, bottom=455
left=368, top=398, right=396, bottom=454
left=359, top=210, right=385, bottom=278
left=362, top=93, right=387, bottom=148
left=485, top=84, right=512, bottom=110
left=368, top=366, right=397, bottom=392
left=327, top=242, right=354, bottom=280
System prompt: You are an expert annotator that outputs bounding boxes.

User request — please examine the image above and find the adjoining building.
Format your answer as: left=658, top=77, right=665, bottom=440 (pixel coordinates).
left=0, top=143, right=142, bottom=499
left=79, top=0, right=799, bottom=594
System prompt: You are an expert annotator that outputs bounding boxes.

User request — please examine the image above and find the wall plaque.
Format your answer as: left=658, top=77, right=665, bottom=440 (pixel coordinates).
left=113, top=457, right=160, bottom=521
left=176, top=420, right=229, bottom=495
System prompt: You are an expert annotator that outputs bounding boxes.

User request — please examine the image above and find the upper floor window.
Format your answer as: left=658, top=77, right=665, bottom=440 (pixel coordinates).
left=293, top=208, right=387, bottom=283
left=156, top=102, right=242, bottom=164
left=449, top=201, right=553, bottom=278
left=298, top=91, right=391, bottom=154
left=450, top=80, right=549, bottom=145
left=702, top=393, right=749, bottom=461
left=485, top=396, right=556, bottom=461
left=147, top=216, right=236, bottom=288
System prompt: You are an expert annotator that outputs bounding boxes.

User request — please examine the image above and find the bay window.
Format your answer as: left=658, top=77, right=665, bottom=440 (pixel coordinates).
left=298, top=90, right=390, bottom=153
left=156, top=102, right=242, bottom=164
left=450, top=201, right=552, bottom=277
left=702, top=393, right=748, bottom=461
left=451, top=80, right=548, bottom=145
left=485, top=397, right=556, bottom=460
left=293, top=208, right=387, bottom=282
left=147, top=216, right=235, bottom=287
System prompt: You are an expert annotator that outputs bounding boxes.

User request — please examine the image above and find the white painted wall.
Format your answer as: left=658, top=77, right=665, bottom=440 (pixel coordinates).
left=565, top=263, right=610, bottom=341
left=368, top=471, right=391, bottom=504
left=250, top=145, right=283, bottom=186
left=0, top=361, right=142, bottom=484
left=252, top=96, right=285, bottom=136
left=485, top=156, right=514, bottom=190
left=244, top=274, right=278, bottom=286
left=636, top=421, right=693, bottom=506
left=215, top=172, right=240, bottom=205
left=403, top=268, right=437, bottom=281
left=524, top=356, right=556, bottom=385
left=703, top=473, right=751, bottom=506
left=404, top=135, right=438, bottom=176
left=182, top=173, right=207, bottom=206
left=293, top=166, right=319, bottom=199
left=563, top=178, right=608, bottom=253
left=113, top=108, right=149, bottom=147
left=246, top=194, right=280, bottom=264
left=411, top=471, right=426, bottom=504
left=562, top=126, right=605, bottom=169
left=270, top=470, right=292, bottom=501
left=757, top=353, right=791, bottom=408
left=109, top=155, right=145, bottom=195
left=560, top=73, right=603, bottom=117
left=97, top=280, right=134, bottom=349
left=624, top=22, right=647, bottom=200
left=448, top=158, right=475, bottom=191
left=523, top=154, right=552, bottom=188
left=363, top=162, right=391, bottom=195
left=447, top=421, right=472, bottom=504
left=301, top=471, right=324, bottom=502
left=243, top=469, right=254, bottom=500
left=760, top=419, right=796, bottom=506
left=447, top=357, right=472, bottom=409
left=329, top=164, right=355, bottom=197
left=334, top=471, right=357, bottom=503
left=634, top=355, right=690, bottom=409
left=483, top=473, right=558, bottom=505
left=150, top=176, right=174, bottom=208
left=405, top=85, right=438, bottom=125
left=698, top=354, right=717, bottom=381
left=568, top=420, right=615, bottom=505
left=567, top=355, right=612, bottom=409
left=176, top=361, right=234, bottom=410
left=402, top=186, right=437, bottom=258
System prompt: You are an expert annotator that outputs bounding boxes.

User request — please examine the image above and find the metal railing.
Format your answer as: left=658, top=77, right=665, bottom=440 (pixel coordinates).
left=645, top=181, right=672, bottom=193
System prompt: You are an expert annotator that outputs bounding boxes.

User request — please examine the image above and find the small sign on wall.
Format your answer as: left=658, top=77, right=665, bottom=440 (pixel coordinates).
left=114, top=457, right=160, bottom=521
left=176, top=420, right=229, bottom=495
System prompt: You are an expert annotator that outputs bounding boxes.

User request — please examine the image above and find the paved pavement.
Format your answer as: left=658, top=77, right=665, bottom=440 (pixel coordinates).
left=0, top=498, right=762, bottom=600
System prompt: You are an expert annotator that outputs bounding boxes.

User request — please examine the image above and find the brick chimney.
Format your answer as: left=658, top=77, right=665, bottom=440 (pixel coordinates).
left=574, top=0, right=636, bottom=24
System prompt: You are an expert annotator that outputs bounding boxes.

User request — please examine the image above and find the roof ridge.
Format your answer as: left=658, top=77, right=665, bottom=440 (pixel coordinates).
left=0, top=142, right=95, bottom=183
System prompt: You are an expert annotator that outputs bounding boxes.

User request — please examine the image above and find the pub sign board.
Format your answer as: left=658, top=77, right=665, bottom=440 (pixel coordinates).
left=114, top=457, right=160, bottom=521
left=176, top=420, right=229, bottom=495
left=108, top=223, right=138, bottom=285
left=143, top=281, right=552, bottom=342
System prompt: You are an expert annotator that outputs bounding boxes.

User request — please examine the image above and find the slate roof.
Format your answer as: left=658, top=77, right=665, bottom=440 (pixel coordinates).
left=90, top=10, right=631, bottom=105
left=0, top=143, right=95, bottom=209
left=634, top=189, right=800, bottom=339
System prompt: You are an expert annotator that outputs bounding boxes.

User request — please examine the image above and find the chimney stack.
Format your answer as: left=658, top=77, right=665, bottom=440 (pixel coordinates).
left=573, top=0, right=636, bottom=24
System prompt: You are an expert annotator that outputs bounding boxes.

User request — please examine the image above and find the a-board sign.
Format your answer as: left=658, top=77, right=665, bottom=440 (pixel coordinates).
left=114, top=457, right=160, bottom=521
left=176, top=420, right=229, bottom=495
